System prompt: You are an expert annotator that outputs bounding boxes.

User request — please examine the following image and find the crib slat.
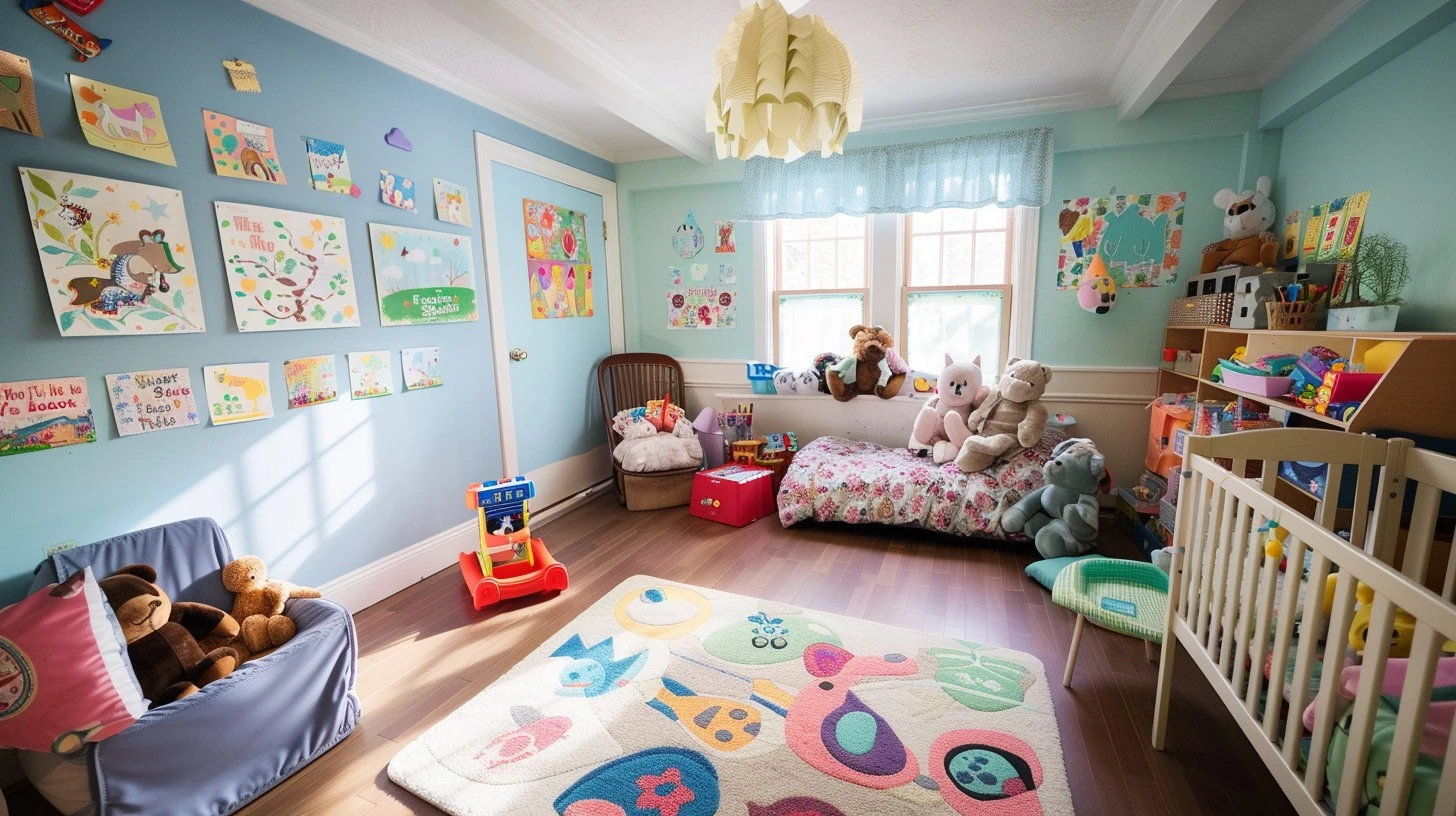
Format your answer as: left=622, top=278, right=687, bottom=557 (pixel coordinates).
left=1281, top=552, right=1331, bottom=767
left=1367, top=440, right=1411, bottom=568
left=1333, top=596, right=1396, bottom=816
left=1218, top=500, right=1253, bottom=676
left=1347, top=460, right=1375, bottom=555
left=1183, top=473, right=1213, bottom=623
left=1436, top=712, right=1456, bottom=816
left=1200, top=487, right=1236, bottom=645
left=1230, top=511, right=1266, bottom=697
left=1305, top=570, right=1359, bottom=799
left=1244, top=547, right=1281, bottom=716
left=1404, top=481, right=1440, bottom=585
left=1262, top=537, right=1307, bottom=740
left=1380, top=622, right=1442, bottom=816
left=1315, top=458, right=1344, bottom=531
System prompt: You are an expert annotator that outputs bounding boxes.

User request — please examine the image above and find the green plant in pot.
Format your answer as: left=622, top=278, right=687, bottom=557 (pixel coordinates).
left=1327, top=231, right=1411, bottom=332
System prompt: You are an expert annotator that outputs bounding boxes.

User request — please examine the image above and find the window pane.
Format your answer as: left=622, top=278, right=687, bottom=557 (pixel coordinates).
left=839, top=239, right=866, bottom=287
left=778, top=293, right=865, bottom=370
left=941, top=233, right=974, bottom=285
left=941, top=208, right=975, bottom=232
left=977, top=206, right=1008, bottom=229
left=781, top=241, right=809, bottom=289
left=835, top=214, right=866, bottom=237
left=904, top=290, right=1004, bottom=377
left=974, top=232, right=1007, bottom=284
left=910, top=235, right=940, bottom=285
left=809, top=217, right=836, bottom=240
left=779, top=219, right=808, bottom=240
left=911, top=210, right=942, bottom=234
left=809, top=241, right=837, bottom=288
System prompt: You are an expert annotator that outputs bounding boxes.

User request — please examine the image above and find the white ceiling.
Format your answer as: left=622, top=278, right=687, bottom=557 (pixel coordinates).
left=246, top=0, right=1369, bottom=165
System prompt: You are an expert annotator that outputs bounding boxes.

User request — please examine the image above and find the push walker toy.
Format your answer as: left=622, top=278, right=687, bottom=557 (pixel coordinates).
left=458, top=476, right=568, bottom=610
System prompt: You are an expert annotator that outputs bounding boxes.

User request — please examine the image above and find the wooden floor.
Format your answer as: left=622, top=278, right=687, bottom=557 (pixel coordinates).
left=11, top=493, right=1298, bottom=815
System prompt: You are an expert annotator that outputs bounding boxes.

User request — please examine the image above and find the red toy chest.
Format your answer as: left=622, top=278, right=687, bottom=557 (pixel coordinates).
left=689, top=464, right=776, bottom=527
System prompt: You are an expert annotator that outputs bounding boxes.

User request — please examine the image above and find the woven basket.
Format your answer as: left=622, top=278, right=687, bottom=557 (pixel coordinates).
left=1265, top=301, right=1318, bottom=330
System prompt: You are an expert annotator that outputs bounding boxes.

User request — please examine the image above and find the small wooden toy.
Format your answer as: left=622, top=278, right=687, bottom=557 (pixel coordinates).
left=458, top=476, right=568, bottom=610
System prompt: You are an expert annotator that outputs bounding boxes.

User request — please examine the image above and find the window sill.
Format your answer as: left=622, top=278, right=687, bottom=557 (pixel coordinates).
left=713, top=391, right=929, bottom=404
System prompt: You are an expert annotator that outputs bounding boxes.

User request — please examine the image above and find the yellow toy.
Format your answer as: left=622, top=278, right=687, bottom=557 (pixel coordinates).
left=1349, top=581, right=1415, bottom=658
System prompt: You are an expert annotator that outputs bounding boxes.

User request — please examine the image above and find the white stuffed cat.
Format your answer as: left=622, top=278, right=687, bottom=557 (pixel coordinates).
left=908, top=354, right=991, bottom=463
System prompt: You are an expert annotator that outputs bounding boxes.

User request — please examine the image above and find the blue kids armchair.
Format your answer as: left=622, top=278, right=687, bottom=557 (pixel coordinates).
left=24, top=518, right=361, bottom=816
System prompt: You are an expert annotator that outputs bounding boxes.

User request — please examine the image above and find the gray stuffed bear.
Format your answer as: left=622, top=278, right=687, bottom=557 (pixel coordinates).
left=1002, top=438, right=1106, bottom=558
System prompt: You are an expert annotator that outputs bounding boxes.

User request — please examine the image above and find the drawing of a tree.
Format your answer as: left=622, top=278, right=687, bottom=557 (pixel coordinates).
left=221, top=214, right=357, bottom=328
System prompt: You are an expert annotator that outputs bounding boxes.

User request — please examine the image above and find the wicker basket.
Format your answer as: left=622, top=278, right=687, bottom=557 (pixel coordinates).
left=1265, top=301, right=1318, bottom=330
left=618, top=466, right=698, bottom=511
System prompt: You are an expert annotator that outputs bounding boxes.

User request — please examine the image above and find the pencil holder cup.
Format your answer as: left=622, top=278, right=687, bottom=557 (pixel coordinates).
left=1265, top=301, right=1319, bottom=330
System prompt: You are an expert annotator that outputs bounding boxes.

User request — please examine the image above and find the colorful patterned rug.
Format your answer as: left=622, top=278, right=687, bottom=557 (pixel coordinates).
left=388, top=577, right=1072, bottom=815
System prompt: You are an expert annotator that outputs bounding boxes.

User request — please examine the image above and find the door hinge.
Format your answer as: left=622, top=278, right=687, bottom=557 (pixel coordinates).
left=603, top=221, right=608, bottom=241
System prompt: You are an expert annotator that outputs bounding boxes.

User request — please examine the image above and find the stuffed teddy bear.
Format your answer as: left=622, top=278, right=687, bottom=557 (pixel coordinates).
left=954, top=358, right=1051, bottom=473
left=1001, top=438, right=1107, bottom=558
left=909, top=353, right=990, bottom=463
left=222, top=556, right=321, bottom=656
left=98, top=564, right=241, bottom=707
left=1200, top=175, right=1278, bottom=275
left=824, top=325, right=908, bottom=401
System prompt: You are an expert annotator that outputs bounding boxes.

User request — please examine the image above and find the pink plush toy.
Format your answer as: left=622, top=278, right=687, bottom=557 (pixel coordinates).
left=909, top=354, right=991, bottom=463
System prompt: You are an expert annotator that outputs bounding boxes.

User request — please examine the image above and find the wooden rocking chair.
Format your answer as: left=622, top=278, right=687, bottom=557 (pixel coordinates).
left=597, top=353, right=700, bottom=510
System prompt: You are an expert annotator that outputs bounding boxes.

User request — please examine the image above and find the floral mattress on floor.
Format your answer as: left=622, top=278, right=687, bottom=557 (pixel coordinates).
left=777, top=433, right=1065, bottom=538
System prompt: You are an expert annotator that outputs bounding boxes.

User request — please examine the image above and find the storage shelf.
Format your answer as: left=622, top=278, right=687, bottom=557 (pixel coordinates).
left=1196, top=378, right=1349, bottom=429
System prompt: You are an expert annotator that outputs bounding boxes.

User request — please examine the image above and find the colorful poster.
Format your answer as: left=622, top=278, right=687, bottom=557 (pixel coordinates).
left=70, top=75, right=175, bottom=166
left=203, top=109, right=286, bottom=183
left=433, top=178, right=472, bottom=226
left=1055, top=191, right=1185, bottom=289
left=673, top=210, right=705, bottom=258
left=368, top=224, right=478, bottom=325
left=347, top=351, right=392, bottom=400
left=718, top=263, right=736, bottom=284
left=1301, top=202, right=1325, bottom=259
left=283, top=355, right=338, bottom=408
left=213, top=202, right=361, bottom=332
left=1313, top=191, right=1372, bottom=261
left=222, top=59, right=260, bottom=93
left=202, top=363, right=273, bottom=426
left=104, top=368, right=198, bottom=437
left=667, top=283, right=737, bottom=330
left=0, top=377, right=95, bottom=456
left=305, top=137, right=359, bottom=197
left=714, top=219, right=736, bottom=253
left=380, top=170, right=416, bottom=211
left=523, top=198, right=593, bottom=319
left=1315, top=201, right=1345, bottom=262
left=1, top=49, right=42, bottom=137
left=402, top=346, right=442, bottom=390
left=1281, top=210, right=1302, bottom=260
left=19, top=167, right=206, bottom=336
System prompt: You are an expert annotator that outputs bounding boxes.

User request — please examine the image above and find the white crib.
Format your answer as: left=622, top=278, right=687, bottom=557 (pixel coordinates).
left=1151, top=428, right=1456, bottom=815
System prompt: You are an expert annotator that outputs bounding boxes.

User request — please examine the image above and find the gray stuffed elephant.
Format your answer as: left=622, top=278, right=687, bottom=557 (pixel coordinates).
left=1002, top=438, right=1106, bottom=558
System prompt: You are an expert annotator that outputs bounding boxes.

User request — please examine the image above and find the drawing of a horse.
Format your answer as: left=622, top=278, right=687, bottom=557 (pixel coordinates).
left=77, top=84, right=158, bottom=143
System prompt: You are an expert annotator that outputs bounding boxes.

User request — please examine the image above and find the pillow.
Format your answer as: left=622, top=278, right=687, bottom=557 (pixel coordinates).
left=0, top=567, right=147, bottom=753
left=1025, top=554, right=1104, bottom=591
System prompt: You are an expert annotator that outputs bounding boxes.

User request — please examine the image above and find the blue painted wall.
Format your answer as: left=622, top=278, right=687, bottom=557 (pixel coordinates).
left=0, top=0, right=611, bottom=602
left=1275, top=18, right=1456, bottom=330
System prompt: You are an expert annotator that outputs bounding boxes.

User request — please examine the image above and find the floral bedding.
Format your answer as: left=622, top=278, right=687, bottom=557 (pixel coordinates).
left=777, top=433, right=1065, bottom=538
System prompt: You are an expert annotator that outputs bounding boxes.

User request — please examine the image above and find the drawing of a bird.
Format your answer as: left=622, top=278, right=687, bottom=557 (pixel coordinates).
left=473, top=705, right=570, bottom=769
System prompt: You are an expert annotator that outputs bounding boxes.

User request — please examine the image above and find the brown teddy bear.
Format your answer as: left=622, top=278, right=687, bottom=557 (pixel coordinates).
left=223, top=555, right=322, bottom=656
left=98, top=565, right=240, bottom=708
left=954, top=358, right=1052, bottom=473
left=824, top=325, right=909, bottom=401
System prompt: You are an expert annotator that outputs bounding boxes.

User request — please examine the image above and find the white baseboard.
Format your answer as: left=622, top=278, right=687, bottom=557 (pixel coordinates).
left=317, top=479, right=612, bottom=614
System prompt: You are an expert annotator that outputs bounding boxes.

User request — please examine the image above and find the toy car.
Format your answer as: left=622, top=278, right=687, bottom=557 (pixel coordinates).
left=459, top=477, right=568, bottom=610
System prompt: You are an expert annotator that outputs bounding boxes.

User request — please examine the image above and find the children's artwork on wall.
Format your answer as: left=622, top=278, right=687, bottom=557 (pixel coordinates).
left=523, top=198, right=593, bottom=319
left=668, top=267, right=682, bottom=287
left=347, top=351, right=392, bottom=399
left=369, top=224, right=478, bottom=325
left=380, top=170, right=416, bottom=212
left=402, top=346, right=442, bottom=390
left=1310, top=191, right=1371, bottom=262
left=689, top=263, right=709, bottom=282
left=1056, top=191, right=1185, bottom=290
left=667, top=283, right=737, bottom=330
left=432, top=178, right=472, bottom=227
left=222, top=59, right=260, bottom=93
left=673, top=210, right=705, bottom=258
left=719, top=263, right=736, bottom=284
left=1301, top=202, right=1324, bottom=260
left=70, top=75, right=175, bottom=165
left=1281, top=210, right=1302, bottom=260
left=23, top=2, right=110, bottom=62
left=305, top=137, right=359, bottom=197
left=204, top=110, right=286, bottom=183
left=715, top=220, right=736, bottom=253
left=202, top=363, right=272, bottom=425
left=213, top=202, right=361, bottom=332
left=0, top=377, right=95, bottom=457
left=0, top=50, right=42, bottom=137
left=19, top=167, right=206, bottom=336
left=283, top=355, right=338, bottom=408
left=104, top=368, right=197, bottom=437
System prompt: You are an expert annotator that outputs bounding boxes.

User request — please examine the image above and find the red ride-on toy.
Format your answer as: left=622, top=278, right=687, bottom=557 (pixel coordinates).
left=459, top=477, right=568, bottom=610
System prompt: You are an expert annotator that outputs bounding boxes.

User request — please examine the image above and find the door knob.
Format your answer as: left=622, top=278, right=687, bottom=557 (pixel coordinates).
left=509, top=348, right=528, bottom=361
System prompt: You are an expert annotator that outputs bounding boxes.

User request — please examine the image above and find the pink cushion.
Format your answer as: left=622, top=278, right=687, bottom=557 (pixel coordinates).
left=0, top=567, right=147, bottom=753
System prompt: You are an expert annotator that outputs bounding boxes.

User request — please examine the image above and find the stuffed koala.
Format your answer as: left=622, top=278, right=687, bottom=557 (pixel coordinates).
left=909, top=353, right=991, bottom=462
left=1200, top=176, right=1278, bottom=275
left=954, top=358, right=1051, bottom=473
left=824, top=325, right=909, bottom=401
left=98, top=565, right=240, bottom=707
left=222, top=555, right=321, bottom=656
left=1002, top=438, right=1107, bottom=559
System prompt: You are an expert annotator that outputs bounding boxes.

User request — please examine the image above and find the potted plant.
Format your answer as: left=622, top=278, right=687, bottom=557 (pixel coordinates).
left=1326, top=231, right=1411, bottom=332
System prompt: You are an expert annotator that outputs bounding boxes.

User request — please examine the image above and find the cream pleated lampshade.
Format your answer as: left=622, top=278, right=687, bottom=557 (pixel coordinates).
left=706, top=0, right=863, bottom=162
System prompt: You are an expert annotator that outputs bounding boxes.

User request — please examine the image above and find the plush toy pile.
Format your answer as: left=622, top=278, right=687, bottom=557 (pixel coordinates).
left=611, top=408, right=704, bottom=473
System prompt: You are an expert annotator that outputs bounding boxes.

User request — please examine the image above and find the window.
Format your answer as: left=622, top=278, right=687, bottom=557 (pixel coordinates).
left=771, top=214, right=869, bottom=370
left=902, top=208, right=1015, bottom=376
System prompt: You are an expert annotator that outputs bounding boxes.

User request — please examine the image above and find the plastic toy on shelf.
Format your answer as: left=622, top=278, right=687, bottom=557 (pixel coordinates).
left=458, top=476, right=568, bottom=610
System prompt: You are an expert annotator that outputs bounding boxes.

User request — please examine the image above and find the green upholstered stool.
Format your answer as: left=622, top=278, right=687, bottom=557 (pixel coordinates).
left=1051, top=557, right=1170, bottom=688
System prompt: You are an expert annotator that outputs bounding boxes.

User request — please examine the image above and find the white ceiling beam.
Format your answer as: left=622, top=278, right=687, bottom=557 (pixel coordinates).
left=1107, top=0, right=1246, bottom=121
left=423, top=0, right=717, bottom=164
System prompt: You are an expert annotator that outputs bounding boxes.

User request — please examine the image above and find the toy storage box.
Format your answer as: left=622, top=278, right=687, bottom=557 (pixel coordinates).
left=690, top=464, right=776, bottom=527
